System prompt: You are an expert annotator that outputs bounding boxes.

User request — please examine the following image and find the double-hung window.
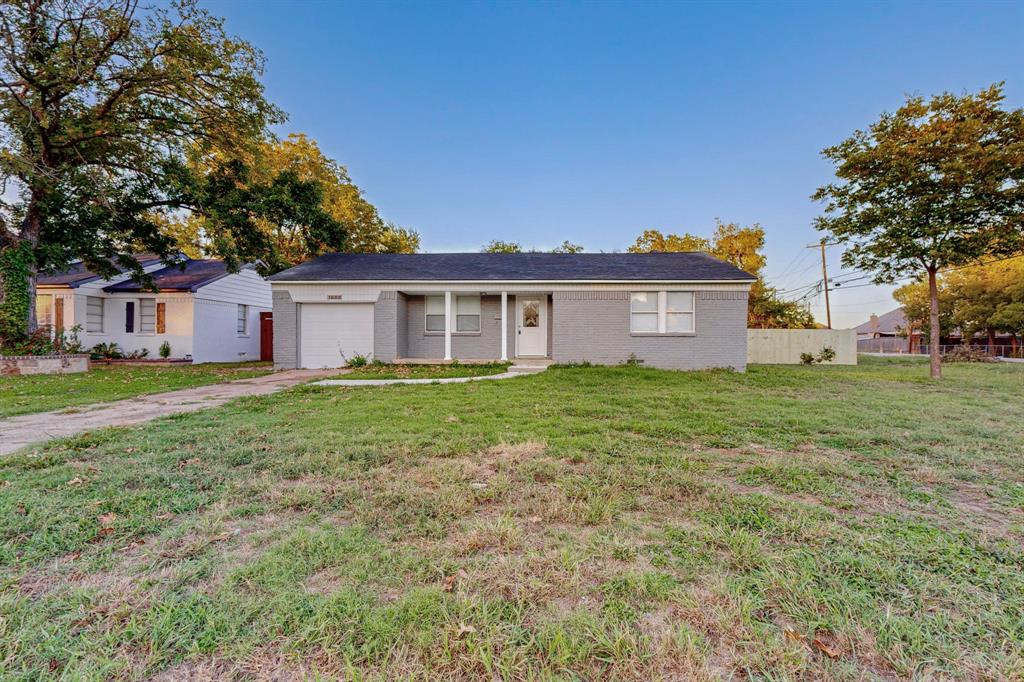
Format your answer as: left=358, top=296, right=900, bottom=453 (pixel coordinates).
left=424, top=295, right=481, bottom=333
left=455, top=295, right=480, bottom=332
left=139, top=298, right=156, bottom=333
left=629, top=292, right=659, bottom=332
left=425, top=296, right=445, bottom=332
left=665, top=292, right=695, bottom=332
left=630, top=291, right=695, bottom=334
left=86, top=296, right=104, bottom=333
left=36, top=294, right=53, bottom=328
left=237, top=304, right=248, bottom=335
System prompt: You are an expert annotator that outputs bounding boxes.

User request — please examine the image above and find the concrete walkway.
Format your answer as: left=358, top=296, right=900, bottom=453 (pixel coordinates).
left=313, top=362, right=550, bottom=387
left=0, top=370, right=336, bottom=456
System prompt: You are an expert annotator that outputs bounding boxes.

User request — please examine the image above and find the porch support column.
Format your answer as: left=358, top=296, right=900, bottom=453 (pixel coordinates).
left=444, top=290, right=452, bottom=361
left=500, top=291, right=508, bottom=361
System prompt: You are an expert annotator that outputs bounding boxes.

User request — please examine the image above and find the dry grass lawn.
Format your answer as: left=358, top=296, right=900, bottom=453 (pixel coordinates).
left=1, top=356, right=1022, bottom=680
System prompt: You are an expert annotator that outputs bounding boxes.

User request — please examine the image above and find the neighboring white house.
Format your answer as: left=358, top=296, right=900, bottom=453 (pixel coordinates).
left=36, top=258, right=272, bottom=363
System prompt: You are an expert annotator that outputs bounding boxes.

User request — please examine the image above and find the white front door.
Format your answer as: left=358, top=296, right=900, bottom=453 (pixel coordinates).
left=516, top=296, right=547, bottom=357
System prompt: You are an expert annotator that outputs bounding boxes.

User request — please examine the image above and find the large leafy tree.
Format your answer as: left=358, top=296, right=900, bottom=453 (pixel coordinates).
left=629, top=222, right=814, bottom=328
left=0, top=0, right=327, bottom=339
left=174, top=133, right=418, bottom=263
left=813, top=84, right=1024, bottom=377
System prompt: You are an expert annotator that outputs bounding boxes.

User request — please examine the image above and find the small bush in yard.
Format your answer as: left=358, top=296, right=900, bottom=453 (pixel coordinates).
left=90, top=342, right=123, bottom=359
left=943, top=345, right=997, bottom=363
left=346, top=352, right=370, bottom=367
left=159, top=341, right=172, bottom=359
left=1, top=327, right=57, bottom=356
left=802, top=346, right=837, bottom=365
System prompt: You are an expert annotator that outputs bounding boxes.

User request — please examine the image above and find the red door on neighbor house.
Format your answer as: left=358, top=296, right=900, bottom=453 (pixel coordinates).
left=260, top=312, right=273, bottom=362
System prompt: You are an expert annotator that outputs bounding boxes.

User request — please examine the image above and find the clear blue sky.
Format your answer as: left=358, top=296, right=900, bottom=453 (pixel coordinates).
left=206, top=0, right=1023, bottom=328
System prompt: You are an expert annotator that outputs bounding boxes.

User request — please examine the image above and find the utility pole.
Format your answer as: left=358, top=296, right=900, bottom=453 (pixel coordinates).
left=807, top=239, right=832, bottom=329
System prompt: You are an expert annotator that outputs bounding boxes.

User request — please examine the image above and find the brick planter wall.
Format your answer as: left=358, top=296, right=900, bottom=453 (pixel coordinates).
left=0, top=354, right=90, bottom=376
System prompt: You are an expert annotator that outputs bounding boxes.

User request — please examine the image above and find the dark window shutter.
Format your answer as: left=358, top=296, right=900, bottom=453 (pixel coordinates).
left=125, top=302, right=134, bottom=333
left=156, top=302, right=166, bottom=334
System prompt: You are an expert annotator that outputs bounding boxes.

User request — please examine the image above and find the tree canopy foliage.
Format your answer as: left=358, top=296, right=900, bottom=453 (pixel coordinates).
left=0, top=0, right=324, bottom=338
left=481, top=240, right=523, bottom=254
left=628, top=222, right=814, bottom=329
left=481, top=240, right=584, bottom=254
left=173, top=134, right=419, bottom=264
left=813, top=84, right=1024, bottom=376
left=895, top=257, right=1024, bottom=345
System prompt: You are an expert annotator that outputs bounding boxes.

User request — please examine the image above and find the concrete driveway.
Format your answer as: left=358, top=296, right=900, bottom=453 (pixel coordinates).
left=0, top=369, right=338, bottom=456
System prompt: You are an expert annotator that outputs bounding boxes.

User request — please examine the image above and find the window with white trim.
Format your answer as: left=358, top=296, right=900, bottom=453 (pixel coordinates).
left=630, top=291, right=695, bottom=334
left=629, top=292, right=659, bottom=332
left=86, top=296, right=104, bottom=333
left=425, top=296, right=445, bottom=332
left=424, top=295, right=482, bottom=333
left=665, top=292, right=695, bottom=333
left=237, top=304, right=248, bottom=335
left=139, top=298, right=156, bottom=333
left=455, top=295, right=480, bottom=332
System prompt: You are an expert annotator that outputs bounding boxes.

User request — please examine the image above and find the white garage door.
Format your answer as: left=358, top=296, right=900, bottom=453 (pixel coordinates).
left=300, top=303, right=374, bottom=368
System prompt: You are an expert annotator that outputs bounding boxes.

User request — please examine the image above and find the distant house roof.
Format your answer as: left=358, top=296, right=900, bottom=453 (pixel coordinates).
left=855, top=307, right=908, bottom=335
left=268, top=252, right=757, bottom=283
left=37, top=254, right=163, bottom=288
left=104, top=259, right=251, bottom=293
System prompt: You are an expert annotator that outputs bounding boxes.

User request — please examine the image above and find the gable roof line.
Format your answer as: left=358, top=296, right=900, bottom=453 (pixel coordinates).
left=37, top=255, right=164, bottom=288
left=103, top=260, right=256, bottom=293
left=187, top=263, right=256, bottom=292
left=268, top=252, right=757, bottom=283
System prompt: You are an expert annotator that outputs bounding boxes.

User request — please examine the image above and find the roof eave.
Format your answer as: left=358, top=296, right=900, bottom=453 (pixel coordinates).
left=268, top=278, right=757, bottom=284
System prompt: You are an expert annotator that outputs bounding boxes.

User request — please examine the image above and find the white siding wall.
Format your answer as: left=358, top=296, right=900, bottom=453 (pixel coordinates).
left=190, top=269, right=271, bottom=363
left=37, top=265, right=269, bottom=364
left=63, top=292, right=195, bottom=359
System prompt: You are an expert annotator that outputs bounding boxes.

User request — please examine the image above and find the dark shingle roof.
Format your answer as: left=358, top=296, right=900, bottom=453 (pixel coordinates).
left=37, top=254, right=163, bottom=287
left=104, top=259, right=246, bottom=293
left=268, top=253, right=757, bottom=282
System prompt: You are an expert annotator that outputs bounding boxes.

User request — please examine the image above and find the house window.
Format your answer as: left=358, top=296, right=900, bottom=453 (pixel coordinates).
left=139, top=298, right=155, bottom=333
left=36, top=294, right=53, bottom=328
left=237, top=304, right=248, bottom=335
left=125, top=301, right=134, bottom=333
left=630, top=292, right=659, bottom=332
left=425, top=296, right=445, bottom=332
left=425, top=295, right=481, bottom=333
left=666, top=292, right=695, bottom=333
left=456, top=295, right=481, bottom=332
left=86, top=296, right=104, bottom=333
left=630, top=291, right=695, bottom=334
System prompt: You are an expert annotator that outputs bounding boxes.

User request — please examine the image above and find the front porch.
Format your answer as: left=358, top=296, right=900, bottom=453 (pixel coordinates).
left=385, top=290, right=552, bottom=363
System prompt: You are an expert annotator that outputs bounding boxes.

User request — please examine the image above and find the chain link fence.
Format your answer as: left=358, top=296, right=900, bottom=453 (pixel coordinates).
left=859, top=338, right=1023, bottom=358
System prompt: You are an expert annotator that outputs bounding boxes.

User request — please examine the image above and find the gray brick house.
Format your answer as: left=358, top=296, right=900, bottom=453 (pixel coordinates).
left=268, top=252, right=755, bottom=370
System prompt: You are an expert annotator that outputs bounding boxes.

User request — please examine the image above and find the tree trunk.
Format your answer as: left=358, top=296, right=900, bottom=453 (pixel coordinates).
left=927, top=267, right=941, bottom=379
left=987, top=328, right=996, bottom=354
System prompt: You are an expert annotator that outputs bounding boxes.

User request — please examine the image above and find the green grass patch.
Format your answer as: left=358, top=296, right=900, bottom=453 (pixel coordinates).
left=0, top=356, right=1022, bottom=678
left=0, top=362, right=272, bottom=417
